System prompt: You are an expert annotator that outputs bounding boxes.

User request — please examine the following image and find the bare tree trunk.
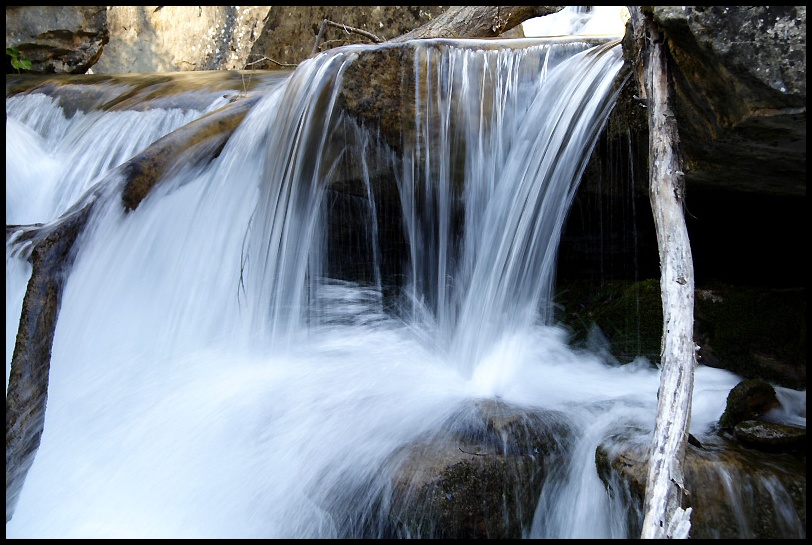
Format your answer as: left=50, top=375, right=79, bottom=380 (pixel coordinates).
left=629, top=7, right=697, bottom=539
left=390, top=6, right=564, bottom=42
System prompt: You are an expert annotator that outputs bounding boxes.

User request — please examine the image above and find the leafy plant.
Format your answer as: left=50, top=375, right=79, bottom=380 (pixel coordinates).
left=6, top=47, right=33, bottom=72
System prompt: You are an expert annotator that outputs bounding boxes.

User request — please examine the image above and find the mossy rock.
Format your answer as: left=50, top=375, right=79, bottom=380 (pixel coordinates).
left=554, top=278, right=664, bottom=364
left=555, top=280, right=806, bottom=388
left=694, top=284, right=806, bottom=389
left=718, top=379, right=780, bottom=431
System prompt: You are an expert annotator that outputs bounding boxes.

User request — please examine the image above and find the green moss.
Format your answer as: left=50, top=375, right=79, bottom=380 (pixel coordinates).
left=555, top=279, right=806, bottom=387
left=696, top=284, right=806, bottom=389
left=555, top=278, right=664, bottom=364
left=718, top=378, right=779, bottom=430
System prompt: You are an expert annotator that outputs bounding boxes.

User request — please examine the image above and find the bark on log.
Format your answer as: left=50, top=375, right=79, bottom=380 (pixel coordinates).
left=629, top=7, right=697, bottom=539
left=389, top=6, right=565, bottom=42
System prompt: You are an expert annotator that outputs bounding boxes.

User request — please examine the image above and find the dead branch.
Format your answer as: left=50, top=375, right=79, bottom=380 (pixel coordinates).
left=311, top=19, right=383, bottom=58
left=629, top=7, right=697, bottom=540
left=389, top=6, right=565, bottom=42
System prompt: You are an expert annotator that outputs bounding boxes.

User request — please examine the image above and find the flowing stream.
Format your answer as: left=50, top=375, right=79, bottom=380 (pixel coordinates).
left=6, top=25, right=804, bottom=540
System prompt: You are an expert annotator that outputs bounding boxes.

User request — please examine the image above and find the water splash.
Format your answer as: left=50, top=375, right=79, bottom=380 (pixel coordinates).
left=5, top=38, right=803, bottom=539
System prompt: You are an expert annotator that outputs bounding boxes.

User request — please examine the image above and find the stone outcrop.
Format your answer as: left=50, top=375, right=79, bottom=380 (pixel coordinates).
left=5, top=6, right=108, bottom=74
left=648, top=6, right=806, bottom=197
left=90, top=6, right=451, bottom=74
left=93, top=6, right=272, bottom=73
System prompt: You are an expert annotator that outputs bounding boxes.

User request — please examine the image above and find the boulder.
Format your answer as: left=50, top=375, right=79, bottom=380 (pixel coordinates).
left=596, top=435, right=806, bottom=538
left=718, top=378, right=780, bottom=430
left=383, top=399, right=573, bottom=538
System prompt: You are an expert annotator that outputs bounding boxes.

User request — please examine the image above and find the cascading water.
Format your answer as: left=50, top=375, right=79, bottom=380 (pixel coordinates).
left=6, top=31, right=805, bottom=540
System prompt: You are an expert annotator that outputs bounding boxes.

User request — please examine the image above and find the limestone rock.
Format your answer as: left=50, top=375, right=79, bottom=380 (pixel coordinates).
left=92, top=6, right=272, bottom=73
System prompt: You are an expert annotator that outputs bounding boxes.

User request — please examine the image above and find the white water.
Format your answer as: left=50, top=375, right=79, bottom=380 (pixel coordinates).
left=5, top=36, right=802, bottom=539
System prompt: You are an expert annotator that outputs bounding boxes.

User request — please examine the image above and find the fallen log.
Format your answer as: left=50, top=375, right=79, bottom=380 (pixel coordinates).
left=390, top=6, right=564, bottom=42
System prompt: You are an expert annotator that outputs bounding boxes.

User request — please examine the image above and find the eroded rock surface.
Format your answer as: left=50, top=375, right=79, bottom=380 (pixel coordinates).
left=5, top=6, right=108, bottom=74
left=650, top=6, right=806, bottom=196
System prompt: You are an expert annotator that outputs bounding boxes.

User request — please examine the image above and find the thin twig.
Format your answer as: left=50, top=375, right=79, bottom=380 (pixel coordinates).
left=244, top=56, right=297, bottom=68
left=459, top=446, right=492, bottom=456
left=311, top=19, right=329, bottom=57
left=324, top=19, right=383, bottom=43
left=311, top=18, right=383, bottom=57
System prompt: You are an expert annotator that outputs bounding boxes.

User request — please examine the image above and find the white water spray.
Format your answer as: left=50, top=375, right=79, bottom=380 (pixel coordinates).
left=6, top=34, right=803, bottom=539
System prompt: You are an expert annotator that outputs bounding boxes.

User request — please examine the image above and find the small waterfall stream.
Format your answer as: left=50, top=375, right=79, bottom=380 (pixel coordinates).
left=6, top=27, right=805, bottom=540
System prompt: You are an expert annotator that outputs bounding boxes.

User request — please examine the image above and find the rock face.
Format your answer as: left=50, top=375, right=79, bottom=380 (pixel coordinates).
left=650, top=6, right=806, bottom=197
left=90, top=6, right=449, bottom=74
left=5, top=6, right=108, bottom=74
left=93, top=6, right=272, bottom=73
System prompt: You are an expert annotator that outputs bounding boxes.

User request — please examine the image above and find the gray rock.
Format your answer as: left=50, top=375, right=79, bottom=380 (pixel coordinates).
left=651, top=6, right=806, bottom=197
left=5, top=6, right=108, bottom=74
left=733, top=420, right=806, bottom=452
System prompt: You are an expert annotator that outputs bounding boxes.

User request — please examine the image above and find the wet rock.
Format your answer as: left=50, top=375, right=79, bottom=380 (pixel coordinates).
left=385, top=399, right=573, bottom=539
left=719, top=379, right=780, bottom=430
left=733, top=420, right=806, bottom=452
left=595, top=435, right=806, bottom=538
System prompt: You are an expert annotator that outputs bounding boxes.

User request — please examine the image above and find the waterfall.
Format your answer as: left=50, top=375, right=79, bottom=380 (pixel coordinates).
left=5, top=34, right=804, bottom=539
